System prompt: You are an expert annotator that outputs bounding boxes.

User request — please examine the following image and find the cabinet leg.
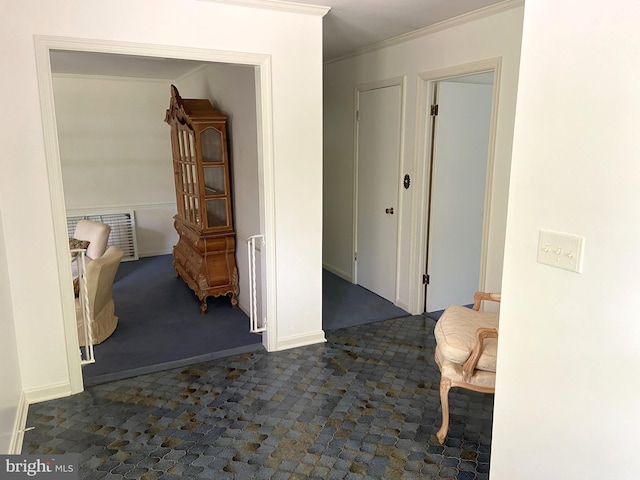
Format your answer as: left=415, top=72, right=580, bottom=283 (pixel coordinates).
left=200, top=299, right=208, bottom=314
left=229, top=293, right=238, bottom=308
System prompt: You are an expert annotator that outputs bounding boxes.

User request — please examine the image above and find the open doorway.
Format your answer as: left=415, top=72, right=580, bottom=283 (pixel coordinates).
left=36, top=38, right=276, bottom=392
left=51, top=51, right=265, bottom=383
left=414, top=60, right=501, bottom=314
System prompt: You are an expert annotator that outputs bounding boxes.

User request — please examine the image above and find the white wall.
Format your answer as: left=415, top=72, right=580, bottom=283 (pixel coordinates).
left=491, top=1, right=640, bottom=478
left=0, top=208, right=24, bottom=453
left=0, top=0, right=325, bottom=400
left=53, top=74, right=178, bottom=257
left=323, top=3, right=524, bottom=312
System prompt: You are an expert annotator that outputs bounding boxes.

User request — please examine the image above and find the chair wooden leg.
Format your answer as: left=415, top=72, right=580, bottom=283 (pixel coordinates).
left=436, top=376, right=452, bottom=444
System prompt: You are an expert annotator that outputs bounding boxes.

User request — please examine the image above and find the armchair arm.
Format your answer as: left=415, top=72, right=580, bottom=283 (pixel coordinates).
left=462, top=327, right=498, bottom=382
left=472, top=291, right=501, bottom=311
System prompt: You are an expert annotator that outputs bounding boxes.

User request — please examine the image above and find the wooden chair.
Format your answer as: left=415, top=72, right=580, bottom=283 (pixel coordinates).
left=433, top=291, right=500, bottom=443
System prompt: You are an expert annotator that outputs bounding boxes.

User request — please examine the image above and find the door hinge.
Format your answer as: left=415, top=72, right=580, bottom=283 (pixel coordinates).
left=430, top=104, right=439, bottom=116
left=356, top=109, right=360, bottom=121
left=423, top=274, right=430, bottom=285
left=354, top=252, right=358, bottom=261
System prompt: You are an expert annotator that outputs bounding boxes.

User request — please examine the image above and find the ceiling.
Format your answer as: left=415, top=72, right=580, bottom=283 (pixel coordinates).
left=49, top=51, right=206, bottom=79
left=50, top=0, right=509, bottom=77
left=294, top=0, right=509, bottom=61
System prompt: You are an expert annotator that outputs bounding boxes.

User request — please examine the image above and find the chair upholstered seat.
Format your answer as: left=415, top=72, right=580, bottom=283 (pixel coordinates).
left=434, top=305, right=498, bottom=372
left=433, top=292, right=500, bottom=443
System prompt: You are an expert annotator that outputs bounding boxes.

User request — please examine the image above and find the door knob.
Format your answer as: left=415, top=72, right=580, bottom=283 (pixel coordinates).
left=385, top=207, right=394, bottom=214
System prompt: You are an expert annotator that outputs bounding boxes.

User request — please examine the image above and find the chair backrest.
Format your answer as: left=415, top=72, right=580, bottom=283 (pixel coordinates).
left=84, top=246, right=123, bottom=318
left=73, top=219, right=111, bottom=260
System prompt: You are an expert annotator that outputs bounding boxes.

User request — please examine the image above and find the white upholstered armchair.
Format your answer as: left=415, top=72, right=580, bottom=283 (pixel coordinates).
left=433, top=291, right=500, bottom=443
left=76, top=246, right=124, bottom=346
left=73, top=219, right=111, bottom=261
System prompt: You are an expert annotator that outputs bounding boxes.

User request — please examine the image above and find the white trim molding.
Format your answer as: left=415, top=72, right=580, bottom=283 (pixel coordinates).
left=276, top=331, right=326, bottom=351
left=24, top=381, right=73, bottom=405
left=34, top=35, right=279, bottom=395
left=326, top=0, right=524, bottom=64
left=410, top=57, right=502, bottom=314
left=255, top=55, right=279, bottom=354
left=322, top=262, right=352, bottom=282
left=203, top=0, right=330, bottom=16
left=66, top=202, right=177, bottom=216
left=8, top=391, right=29, bottom=455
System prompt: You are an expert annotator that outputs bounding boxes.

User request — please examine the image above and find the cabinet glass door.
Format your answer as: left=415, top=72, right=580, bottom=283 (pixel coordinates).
left=205, top=199, right=229, bottom=229
left=176, top=129, right=201, bottom=226
left=203, top=166, right=226, bottom=196
left=200, top=126, right=229, bottom=230
left=201, top=127, right=223, bottom=163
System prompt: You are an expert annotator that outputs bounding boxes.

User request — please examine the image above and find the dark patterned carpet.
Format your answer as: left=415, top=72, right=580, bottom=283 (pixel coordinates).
left=22, top=315, right=493, bottom=479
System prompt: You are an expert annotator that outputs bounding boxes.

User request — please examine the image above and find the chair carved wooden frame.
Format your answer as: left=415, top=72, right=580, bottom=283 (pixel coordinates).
left=434, top=291, right=500, bottom=443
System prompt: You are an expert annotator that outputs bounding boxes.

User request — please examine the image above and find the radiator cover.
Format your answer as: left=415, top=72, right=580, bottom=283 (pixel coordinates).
left=67, top=209, right=139, bottom=261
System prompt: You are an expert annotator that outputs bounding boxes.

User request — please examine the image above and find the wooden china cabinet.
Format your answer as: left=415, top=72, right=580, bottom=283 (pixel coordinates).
left=165, top=85, right=239, bottom=313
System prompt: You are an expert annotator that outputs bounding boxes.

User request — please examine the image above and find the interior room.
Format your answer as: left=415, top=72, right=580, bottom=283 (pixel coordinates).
left=51, top=52, right=267, bottom=382
left=3, top=0, right=640, bottom=478
left=52, top=52, right=261, bottom=306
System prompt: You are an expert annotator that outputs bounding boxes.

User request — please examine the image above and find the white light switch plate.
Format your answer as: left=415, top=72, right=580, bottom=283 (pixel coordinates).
left=537, top=230, right=584, bottom=273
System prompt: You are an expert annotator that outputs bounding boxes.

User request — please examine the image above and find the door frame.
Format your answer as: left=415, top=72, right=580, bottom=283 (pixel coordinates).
left=352, top=76, right=406, bottom=303
left=411, top=58, right=501, bottom=313
left=34, top=36, right=278, bottom=395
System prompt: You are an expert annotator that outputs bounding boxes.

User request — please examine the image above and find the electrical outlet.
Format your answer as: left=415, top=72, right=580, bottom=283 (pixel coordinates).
left=537, top=230, right=584, bottom=273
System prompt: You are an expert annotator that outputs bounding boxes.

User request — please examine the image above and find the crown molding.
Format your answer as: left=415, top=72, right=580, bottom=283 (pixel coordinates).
left=201, top=0, right=330, bottom=17
left=325, top=0, right=524, bottom=64
left=35, top=35, right=271, bottom=65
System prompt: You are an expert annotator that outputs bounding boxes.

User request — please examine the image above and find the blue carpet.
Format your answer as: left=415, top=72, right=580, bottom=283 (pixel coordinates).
left=82, top=255, right=410, bottom=385
left=322, top=269, right=408, bottom=330
left=82, top=255, right=262, bottom=385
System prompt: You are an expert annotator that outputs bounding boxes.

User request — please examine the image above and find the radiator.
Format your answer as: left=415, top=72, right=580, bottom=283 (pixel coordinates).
left=67, top=209, right=139, bottom=261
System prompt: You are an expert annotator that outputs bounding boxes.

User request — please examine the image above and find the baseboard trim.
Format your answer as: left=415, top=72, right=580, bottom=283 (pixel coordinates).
left=8, top=391, right=29, bottom=454
left=138, top=249, right=173, bottom=258
left=24, top=381, right=73, bottom=405
left=322, top=263, right=352, bottom=282
left=275, top=330, right=326, bottom=351
left=237, top=300, right=250, bottom=318
left=395, top=300, right=412, bottom=314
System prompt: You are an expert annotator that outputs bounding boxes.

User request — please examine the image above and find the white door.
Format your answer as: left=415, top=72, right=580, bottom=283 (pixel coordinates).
left=356, top=84, right=402, bottom=303
left=426, top=78, right=493, bottom=312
